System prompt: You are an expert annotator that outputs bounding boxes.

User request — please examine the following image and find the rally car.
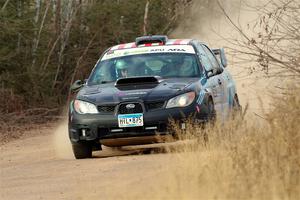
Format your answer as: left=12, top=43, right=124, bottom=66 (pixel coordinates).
left=69, top=35, right=241, bottom=159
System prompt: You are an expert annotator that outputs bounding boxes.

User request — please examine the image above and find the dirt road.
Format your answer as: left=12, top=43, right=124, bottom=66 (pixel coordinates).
left=1, top=121, right=187, bottom=200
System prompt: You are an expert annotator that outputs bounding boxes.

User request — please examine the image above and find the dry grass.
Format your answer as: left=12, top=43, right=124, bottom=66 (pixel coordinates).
left=136, top=88, right=300, bottom=200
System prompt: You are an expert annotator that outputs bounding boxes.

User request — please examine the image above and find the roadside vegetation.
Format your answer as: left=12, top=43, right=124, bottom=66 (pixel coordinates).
left=140, top=87, right=299, bottom=200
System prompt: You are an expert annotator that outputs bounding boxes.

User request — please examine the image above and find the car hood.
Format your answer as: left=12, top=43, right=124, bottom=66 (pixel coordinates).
left=77, top=78, right=198, bottom=105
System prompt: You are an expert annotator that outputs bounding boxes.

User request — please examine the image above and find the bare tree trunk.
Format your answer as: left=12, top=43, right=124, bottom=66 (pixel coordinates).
left=1, top=0, right=10, bottom=12
left=31, top=0, right=41, bottom=65
left=52, top=1, right=75, bottom=90
left=29, top=0, right=58, bottom=101
left=54, top=0, right=61, bottom=32
left=38, top=0, right=59, bottom=73
left=55, top=0, right=61, bottom=48
left=143, top=0, right=150, bottom=35
left=78, top=0, right=83, bottom=47
left=28, top=0, right=41, bottom=100
left=34, top=0, right=51, bottom=72
left=42, top=11, right=76, bottom=72
left=16, top=0, right=22, bottom=53
left=67, top=32, right=97, bottom=103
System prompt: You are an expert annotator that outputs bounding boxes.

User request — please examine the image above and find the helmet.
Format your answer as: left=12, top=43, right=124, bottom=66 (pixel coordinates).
left=172, top=55, right=185, bottom=65
left=179, top=58, right=194, bottom=76
left=116, top=60, right=129, bottom=70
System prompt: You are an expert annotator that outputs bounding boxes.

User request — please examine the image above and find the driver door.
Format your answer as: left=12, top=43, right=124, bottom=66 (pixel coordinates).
left=202, top=45, right=229, bottom=119
left=196, top=44, right=227, bottom=118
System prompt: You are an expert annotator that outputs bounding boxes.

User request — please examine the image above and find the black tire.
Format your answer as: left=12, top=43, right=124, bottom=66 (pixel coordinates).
left=193, top=99, right=215, bottom=144
left=207, top=98, right=216, bottom=123
left=232, top=95, right=242, bottom=118
left=200, top=99, right=215, bottom=143
left=72, top=142, right=92, bottom=159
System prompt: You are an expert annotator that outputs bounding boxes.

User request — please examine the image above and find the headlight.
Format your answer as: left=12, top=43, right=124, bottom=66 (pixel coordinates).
left=74, top=100, right=98, bottom=114
left=166, top=92, right=196, bottom=108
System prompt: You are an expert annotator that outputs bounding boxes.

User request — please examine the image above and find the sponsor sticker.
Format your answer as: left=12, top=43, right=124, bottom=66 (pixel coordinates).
left=102, top=45, right=195, bottom=60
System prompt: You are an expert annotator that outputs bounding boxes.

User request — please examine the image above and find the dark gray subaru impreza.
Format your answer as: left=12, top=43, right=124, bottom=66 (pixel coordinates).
left=68, top=35, right=241, bottom=159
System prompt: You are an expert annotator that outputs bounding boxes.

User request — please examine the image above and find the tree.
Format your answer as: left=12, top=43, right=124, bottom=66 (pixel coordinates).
left=217, top=0, right=300, bottom=78
left=0, top=0, right=193, bottom=112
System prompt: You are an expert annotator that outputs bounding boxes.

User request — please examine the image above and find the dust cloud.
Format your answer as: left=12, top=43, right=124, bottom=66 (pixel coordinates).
left=52, top=118, right=143, bottom=159
left=53, top=119, right=73, bottom=159
left=172, top=0, right=274, bottom=116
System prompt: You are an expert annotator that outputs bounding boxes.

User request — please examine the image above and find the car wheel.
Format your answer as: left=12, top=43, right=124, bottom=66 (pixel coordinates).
left=72, top=142, right=92, bottom=159
left=232, top=95, right=242, bottom=118
left=207, top=98, right=216, bottom=122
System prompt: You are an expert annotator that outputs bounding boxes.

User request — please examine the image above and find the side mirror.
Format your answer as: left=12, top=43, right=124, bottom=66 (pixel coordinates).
left=212, top=48, right=227, bottom=68
left=207, top=70, right=214, bottom=78
left=70, top=80, right=83, bottom=92
left=216, top=67, right=224, bottom=74
left=207, top=69, right=217, bottom=78
left=207, top=67, right=223, bottom=78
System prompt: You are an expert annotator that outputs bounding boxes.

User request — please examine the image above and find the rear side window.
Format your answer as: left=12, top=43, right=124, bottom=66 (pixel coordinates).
left=202, top=45, right=220, bottom=70
left=196, top=43, right=213, bottom=71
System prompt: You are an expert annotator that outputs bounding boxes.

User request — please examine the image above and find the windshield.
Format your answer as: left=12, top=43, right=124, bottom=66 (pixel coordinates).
left=88, top=53, right=201, bottom=85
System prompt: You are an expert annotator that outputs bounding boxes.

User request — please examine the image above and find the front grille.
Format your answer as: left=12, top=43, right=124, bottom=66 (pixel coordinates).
left=146, top=101, right=165, bottom=111
left=118, top=103, right=143, bottom=114
left=97, top=105, right=115, bottom=113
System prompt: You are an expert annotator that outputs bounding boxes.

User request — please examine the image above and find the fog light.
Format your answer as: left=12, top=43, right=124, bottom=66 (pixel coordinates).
left=181, top=123, right=186, bottom=130
left=111, top=129, right=123, bottom=132
left=82, top=129, right=86, bottom=137
left=145, top=126, right=157, bottom=130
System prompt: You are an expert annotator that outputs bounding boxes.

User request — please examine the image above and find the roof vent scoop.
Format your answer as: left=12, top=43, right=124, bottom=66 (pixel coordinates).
left=135, top=35, right=168, bottom=46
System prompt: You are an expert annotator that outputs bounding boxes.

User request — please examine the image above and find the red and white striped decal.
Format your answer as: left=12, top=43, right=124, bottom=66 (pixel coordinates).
left=166, top=39, right=192, bottom=45
left=109, top=39, right=192, bottom=51
left=117, top=44, right=126, bottom=49
left=137, top=42, right=163, bottom=47
left=110, top=42, right=137, bottom=50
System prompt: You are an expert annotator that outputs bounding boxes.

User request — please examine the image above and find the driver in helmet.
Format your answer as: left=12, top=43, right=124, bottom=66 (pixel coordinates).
left=179, top=57, right=195, bottom=77
left=161, top=55, right=185, bottom=77
left=116, top=60, right=129, bottom=78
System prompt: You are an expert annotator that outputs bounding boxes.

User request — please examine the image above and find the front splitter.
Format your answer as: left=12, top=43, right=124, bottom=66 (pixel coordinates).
left=100, top=135, right=174, bottom=147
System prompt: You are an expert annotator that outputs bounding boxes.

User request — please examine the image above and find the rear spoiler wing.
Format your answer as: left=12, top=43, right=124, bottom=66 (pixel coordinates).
left=212, top=48, right=227, bottom=68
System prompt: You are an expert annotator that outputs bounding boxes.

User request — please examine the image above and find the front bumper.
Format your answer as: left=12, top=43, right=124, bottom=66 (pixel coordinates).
left=68, top=102, right=209, bottom=144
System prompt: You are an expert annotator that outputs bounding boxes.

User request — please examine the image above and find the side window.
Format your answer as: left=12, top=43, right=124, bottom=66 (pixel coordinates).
left=202, top=45, right=220, bottom=70
left=196, top=43, right=213, bottom=71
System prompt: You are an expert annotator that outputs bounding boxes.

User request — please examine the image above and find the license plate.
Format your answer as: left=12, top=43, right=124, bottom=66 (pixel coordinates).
left=118, top=113, right=144, bottom=128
